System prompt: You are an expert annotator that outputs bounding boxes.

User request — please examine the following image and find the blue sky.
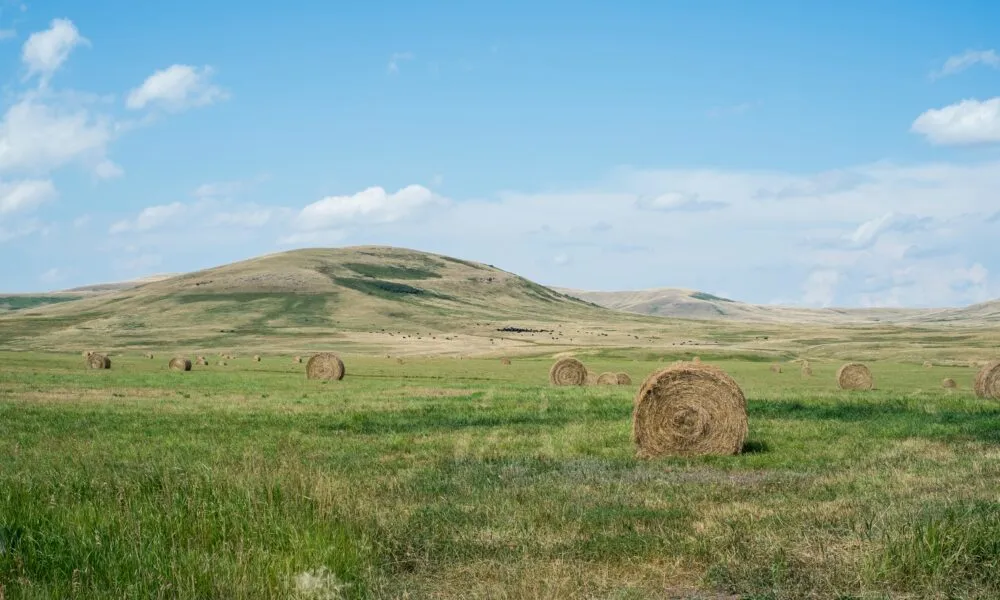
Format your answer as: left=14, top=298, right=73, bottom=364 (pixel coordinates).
left=1, top=0, right=999, bottom=307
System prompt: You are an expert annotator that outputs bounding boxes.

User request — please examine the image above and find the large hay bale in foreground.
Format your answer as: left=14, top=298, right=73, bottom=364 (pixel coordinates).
left=169, top=357, right=192, bottom=372
left=596, top=372, right=619, bottom=385
left=942, top=378, right=957, bottom=389
left=632, top=362, right=748, bottom=458
left=974, top=361, right=1000, bottom=399
left=87, top=353, right=110, bottom=369
left=837, top=363, right=874, bottom=391
left=307, top=352, right=346, bottom=381
left=549, top=358, right=587, bottom=386
left=616, top=372, right=633, bottom=385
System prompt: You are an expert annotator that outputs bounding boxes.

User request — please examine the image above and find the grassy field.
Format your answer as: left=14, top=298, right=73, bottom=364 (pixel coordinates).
left=2, top=351, right=1000, bottom=599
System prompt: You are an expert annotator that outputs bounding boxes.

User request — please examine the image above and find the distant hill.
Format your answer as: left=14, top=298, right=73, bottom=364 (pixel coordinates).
left=552, top=287, right=988, bottom=324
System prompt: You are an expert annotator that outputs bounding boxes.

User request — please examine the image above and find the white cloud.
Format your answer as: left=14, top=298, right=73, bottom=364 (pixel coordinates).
left=553, top=253, right=571, bottom=266
left=0, top=97, right=114, bottom=174
left=126, top=64, right=227, bottom=111
left=22, top=18, right=87, bottom=83
left=931, top=49, right=1000, bottom=80
left=0, top=178, right=55, bottom=214
left=0, top=29, right=14, bottom=41
left=110, top=202, right=186, bottom=233
left=387, top=52, right=414, bottom=74
left=635, top=191, right=727, bottom=212
left=802, top=270, right=839, bottom=307
left=295, top=185, right=446, bottom=230
left=911, top=98, right=1000, bottom=145
left=278, top=229, right=346, bottom=247
left=94, top=159, right=123, bottom=180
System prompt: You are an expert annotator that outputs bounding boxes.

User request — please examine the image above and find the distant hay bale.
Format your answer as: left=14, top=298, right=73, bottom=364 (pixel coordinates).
left=596, top=372, right=619, bottom=385
left=801, top=366, right=813, bottom=378
left=293, top=356, right=302, bottom=363
left=837, top=363, right=874, bottom=391
left=217, top=361, right=227, bottom=367
left=616, top=372, right=633, bottom=385
left=307, top=352, right=346, bottom=381
left=923, top=361, right=933, bottom=369
left=87, top=353, right=110, bottom=370
left=769, top=363, right=782, bottom=374
left=146, top=352, right=155, bottom=360
left=396, top=357, right=404, bottom=365
left=168, top=357, right=192, bottom=372
left=195, top=357, right=208, bottom=366
left=253, top=355, right=261, bottom=362
left=632, top=362, right=748, bottom=458
left=500, top=357, right=512, bottom=366
left=549, top=358, right=587, bottom=386
left=692, top=356, right=701, bottom=363
left=585, top=370, right=598, bottom=385
left=942, top=378, right=957, bottom=389
left=974, top=361, right=1000, bottom=399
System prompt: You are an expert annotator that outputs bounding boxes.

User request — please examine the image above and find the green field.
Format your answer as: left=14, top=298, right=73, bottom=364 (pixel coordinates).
left=2, top=352, right=999, bottom=599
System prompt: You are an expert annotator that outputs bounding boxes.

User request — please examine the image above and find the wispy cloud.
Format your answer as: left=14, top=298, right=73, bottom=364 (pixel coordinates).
left=387, top=52, right=414, bottom=74
left=635, top=191, right=727, bottom=212
left=930, top=49, right=1000, bottom=80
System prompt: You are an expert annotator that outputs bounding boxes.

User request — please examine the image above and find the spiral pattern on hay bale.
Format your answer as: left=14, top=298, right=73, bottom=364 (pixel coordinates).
left=632, top=362, right=748, bottom=458
left=306, top=352, right=346, bottom=381
left=616, top=372, right=632, bottom=385
left=837, top=363, right=874, bottom=391
left=942, top=378, right=957, bottom=390
left=169, top=357, right=192, bottom=372
left=87, top=353, right=111, bottom=369
left=549, top=358, right=587, bottom=386
left=596, top=372, right=619, bottom=385
left=974, top=361, right=1000, bottom=399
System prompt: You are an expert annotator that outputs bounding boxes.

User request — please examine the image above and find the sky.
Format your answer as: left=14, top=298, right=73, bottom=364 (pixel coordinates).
left=1, top=0, right=1000, bottom=307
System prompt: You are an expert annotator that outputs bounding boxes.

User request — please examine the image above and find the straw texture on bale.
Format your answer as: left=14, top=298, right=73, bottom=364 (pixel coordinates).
left=307, top=352, right=346, bottom=381
left=549, top=358, right=587, bottom=386
left=974, top=361, right=1000, bottom=399
left=169, top=357, right=192, bottom=372
left=632, top=362, right=748, bottom=458
left=500, top=357, right=512, bottom=366
left=837, top=363, right=874, bottom=391
left=616, top=372, right=633, bottom=385
left=596, top=372, right=619, bottom=385
left=87, top=353, right=111, bottom=369
left=942, top=378, right=957, bottom=389
left=770, top=364, right=782, bottom=374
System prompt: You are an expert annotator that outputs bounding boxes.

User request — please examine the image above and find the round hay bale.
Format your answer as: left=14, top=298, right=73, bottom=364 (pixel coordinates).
left=549, top=358, right=587, bottom=386
left=82, top=350, right=92, bottom=358
left=942, top=378, right=957, bottom=389
left=585, top=370, right=598, bottom=385
left=923, top=361, right=933, bottom=369
left=396, top=357, right=404, bottom=365
left=801, top=366, right=813, bottom=378
left=500, top=357, right=512, bottom=366
left=195, top=357, right=208, bottom=366
left=253, top=355, right=261, bottom=362
left=87, top=353, right=110, bottom=369
left=169, top=357, right=192, bottom=371
left=769, top=363, right=782, bottom=374
left=632, top=362, right=748, bottom=458
left=692, top=356, right=701, bottom=363
left=596, top=372, right=619, bottom=385
left=293, top=356, right=302, bottom=364
left=836, top=363, right=874, bottom=391
left=974, top=361, right=1000, bottom=399
left=306, top=352, right=346, bottom=381
left=616, top=372, right=633, bottom=385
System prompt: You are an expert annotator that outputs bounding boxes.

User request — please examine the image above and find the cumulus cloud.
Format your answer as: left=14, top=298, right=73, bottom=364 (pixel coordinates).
left=21, top=18, right=87, bottom=83
left=930, top=49, right=1000, bottom=80
left=110, top=202, right=186, bottom=233
left=0, top=97, right=115, bottom=175
left=911, top=98, right=1000, bottom=145
left=126, top=64, right=227, bottom=111
left=0, top=178, right=55, bottom=215
left=295, top=185, right=447, bottom=230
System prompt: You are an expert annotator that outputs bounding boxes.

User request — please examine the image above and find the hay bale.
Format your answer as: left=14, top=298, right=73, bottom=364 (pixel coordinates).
left=549, top=358, right=587, bottom=386
left=217, top=361, right=227, bottom=367
left=396, top=357, right=404, bottom=365
left=293, top=356, right=302, bottom=364
left=801, top=366, right=813, bottom=378
left=195, top=357, right=208, bottom=366
left=585, top=370, right=598, bottom=385
left=169, top=357, right=192, bottom=372
left=500, top=357, right=512, bottom=366
left=87, top=353, right=110, bottom=369
left=942, top=378, right=957, bottom=389
left=82, top=350, right=92, bottom=358
left=974, top=361, right=1000, bottom=399
left=596, top=372, right=619, bottom=385
left=692, top=356, right=701, bottom=363
left=616, top=372, right=633, bottom=385
left=837, top=363, right=874, bottom=391
left=632, top=362, right=747, bottom=458
left=923, top=361, right=933, bottom=369
left=769, top=363, right=782, bottom=374
left=253, top=355, right=261, bottom=362
left=306, top=352, right=346, bottom=381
